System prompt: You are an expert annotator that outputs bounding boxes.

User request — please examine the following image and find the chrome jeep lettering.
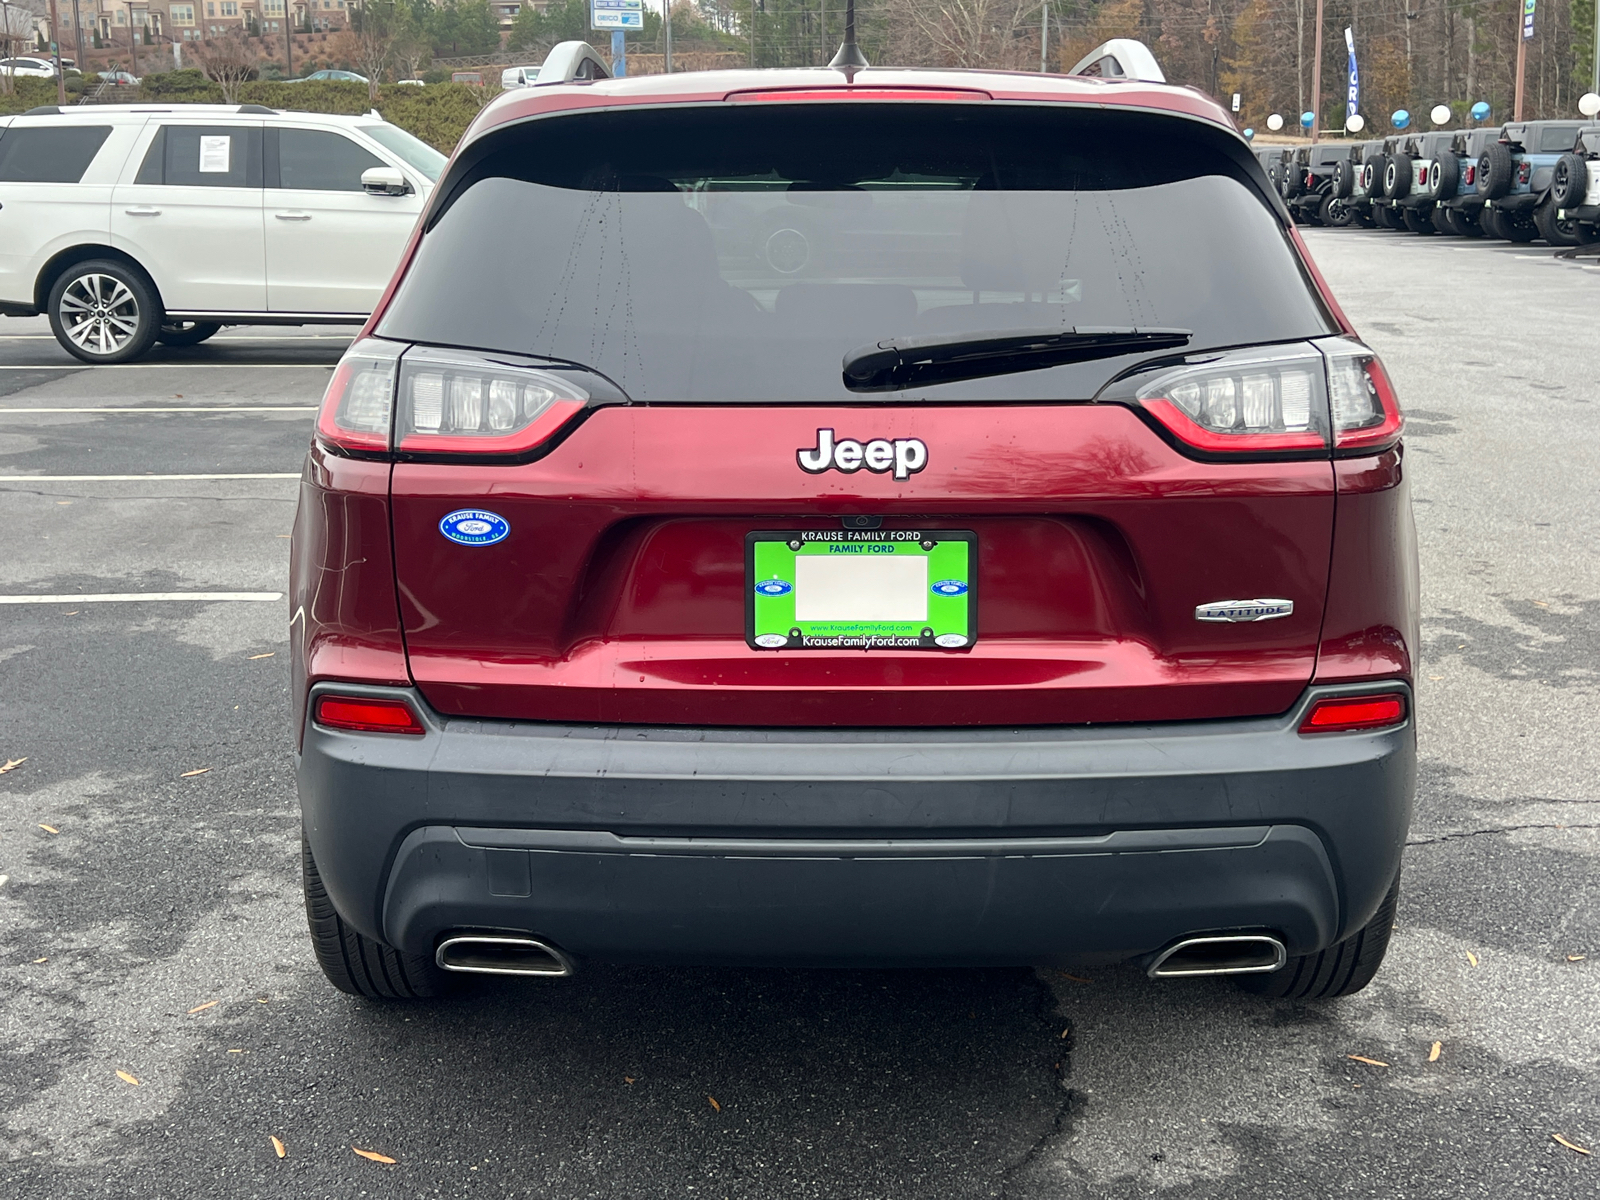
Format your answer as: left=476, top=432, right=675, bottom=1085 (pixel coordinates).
left=797, top=428, right=929, bottom=482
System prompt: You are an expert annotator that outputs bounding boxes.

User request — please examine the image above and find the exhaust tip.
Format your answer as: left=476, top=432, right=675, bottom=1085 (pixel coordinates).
left=435, top=935, right=574, bottom=978
left=1148, top=934, right=1287, bottom=979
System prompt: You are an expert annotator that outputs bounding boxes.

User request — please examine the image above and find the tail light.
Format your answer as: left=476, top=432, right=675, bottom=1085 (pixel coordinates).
left=313, top=341, right=593, bottom=459
left=315, top=338, right=402, bottom=455
left=1306, top=172, right=1315, bottom=188
left=314, top=694, right=425, bottom=735
left=1319, top=336, right=1404, bottom=454
left=1129, top=345, right=1329, bottom=456
left=1464, top=164, right=1475, bottom=185
left=1517, top=162, right=1531, bottom=184
left=1299, top=692, right=1406, bottom=733
left=396, top=345, right=588, bottom=456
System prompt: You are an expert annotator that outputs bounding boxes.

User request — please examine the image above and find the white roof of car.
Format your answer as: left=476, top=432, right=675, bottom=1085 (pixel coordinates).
left=6, top=104, right=387, bottom=127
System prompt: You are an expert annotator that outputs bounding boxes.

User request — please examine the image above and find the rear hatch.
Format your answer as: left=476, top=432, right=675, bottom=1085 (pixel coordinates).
left=343, top=98, right=1391, bottom=727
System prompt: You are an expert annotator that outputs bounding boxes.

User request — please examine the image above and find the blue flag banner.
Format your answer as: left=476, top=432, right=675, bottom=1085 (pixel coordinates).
left=1345, top=28, right=1360, bottom=119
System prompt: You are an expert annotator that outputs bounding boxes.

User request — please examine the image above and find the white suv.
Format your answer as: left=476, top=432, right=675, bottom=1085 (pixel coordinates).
left=0, top=104, right=443, bottom=362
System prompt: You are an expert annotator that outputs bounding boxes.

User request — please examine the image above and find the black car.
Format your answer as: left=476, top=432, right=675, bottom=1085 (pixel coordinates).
left=1287, top=143, right=1358, bottom=226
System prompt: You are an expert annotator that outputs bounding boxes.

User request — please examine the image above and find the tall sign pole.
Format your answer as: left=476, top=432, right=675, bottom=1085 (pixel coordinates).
left=1308, top=0, right=1325, bottom=141
left=663, top=0, right=672, bottom=72
left=49, top=0, right=67, bottom=103
left=1513, top=0, right=1533, bottom=121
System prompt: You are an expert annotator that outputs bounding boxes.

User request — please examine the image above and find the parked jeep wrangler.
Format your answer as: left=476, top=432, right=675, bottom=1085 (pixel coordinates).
left=1477, top=120, right=1600, bottom=245
left=1550, top=127, right=1600, bottom=243
left=1365, top=136, right=1409, bottom=230
left=1434, top=126, right=1503, bottom=236
left=1288, top=143, right=1358, bottom=226
left=1345, top=140, right=1386, bottom=226
left=1384, top=131, right=1458, bottom=234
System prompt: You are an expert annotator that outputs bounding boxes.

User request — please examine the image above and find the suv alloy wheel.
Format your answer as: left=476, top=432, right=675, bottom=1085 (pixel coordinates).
left=47, top=260, right=162, bottom=364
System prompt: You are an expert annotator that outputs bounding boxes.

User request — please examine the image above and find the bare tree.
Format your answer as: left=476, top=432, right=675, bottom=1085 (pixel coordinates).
left=895, top=0, right=1038, bottom=69
left=194, top=32, right=257, bottom=103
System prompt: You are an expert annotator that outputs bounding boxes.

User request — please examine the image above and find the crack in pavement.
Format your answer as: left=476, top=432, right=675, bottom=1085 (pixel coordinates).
left=1407, top=823, right=1600, bottom=846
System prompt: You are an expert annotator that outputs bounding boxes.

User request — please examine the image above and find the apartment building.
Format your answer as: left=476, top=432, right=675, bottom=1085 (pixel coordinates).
left=54, top=0, right=351, bottom=49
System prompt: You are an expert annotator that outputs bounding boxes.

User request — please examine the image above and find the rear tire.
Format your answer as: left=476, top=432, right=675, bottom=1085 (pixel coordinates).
left=1236, top=875, right=1400, bottom=1000
left=1401, top=206, right=1434, bottom=234
left=1534, top=202, right=1598, bottom=247
left=47, top=259, right=162, bottom=365
left=303, top=835, right=454, bottom=1000
left=1320, top=194, right=1354, bottom=227
left=157, top=320, right=222, bottom=347
left=1499, top=209, right=1538, bottom=243
left=1430, top=206, right=1453, bottom=234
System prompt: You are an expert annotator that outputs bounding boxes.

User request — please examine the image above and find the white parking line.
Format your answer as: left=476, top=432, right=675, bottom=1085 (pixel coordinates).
left=0, top=406, right=317, bottom=413
left=0, top=592, right=283, bottom=604
left=0, top=473, right=300, bottom=481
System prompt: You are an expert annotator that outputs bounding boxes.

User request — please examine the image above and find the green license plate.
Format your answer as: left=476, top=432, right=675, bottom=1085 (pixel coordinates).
left=745, top=530, right=976, bottom=651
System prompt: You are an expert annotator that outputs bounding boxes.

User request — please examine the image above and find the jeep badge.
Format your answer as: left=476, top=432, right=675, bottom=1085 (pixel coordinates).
left=797, top=428, right=928, bottom=482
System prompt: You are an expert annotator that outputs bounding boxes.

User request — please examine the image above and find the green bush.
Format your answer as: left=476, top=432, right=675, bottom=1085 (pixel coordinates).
left=0, top=77, right=67, bottom=115
left=0, top=76, right=489, bottom=155
left=139, top=69, right=225, bottom=101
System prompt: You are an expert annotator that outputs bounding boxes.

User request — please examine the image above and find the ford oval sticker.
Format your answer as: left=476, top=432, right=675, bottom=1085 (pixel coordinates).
left=439, top=509, right=510, bottom=546
left=754, top=578, right=793, bottom=597
left=931, top=579, right=969, bottom=596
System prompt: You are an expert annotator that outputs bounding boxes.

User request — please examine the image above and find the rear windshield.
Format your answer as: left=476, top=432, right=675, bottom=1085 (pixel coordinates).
left=380, top=104, right=1331, bottom=402
left=0, top=125, right=111, bottom=183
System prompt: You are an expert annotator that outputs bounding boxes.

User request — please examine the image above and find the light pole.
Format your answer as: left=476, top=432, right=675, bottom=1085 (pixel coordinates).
left=125, top=1, right=140, bottom=76
left=49, top=0, right=67, bottom=102
left=1513, top=2, right=1527, bottom=121
left=1039, top=0, right=1047, bottom=73
left=1308, top=0, right=1325, bottom=141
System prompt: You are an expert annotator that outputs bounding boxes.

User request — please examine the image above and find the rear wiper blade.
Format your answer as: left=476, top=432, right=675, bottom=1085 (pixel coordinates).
left=841, top=326, right=1192, bottom=392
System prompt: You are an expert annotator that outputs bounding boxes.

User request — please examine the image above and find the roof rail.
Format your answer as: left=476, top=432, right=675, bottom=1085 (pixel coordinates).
left=535, top=41, right=611, bottom=86
left=23, top=106, right=63, bottom=116
left=238, top=104, right=277, bottom=115
left=1068, top=39, right=1166, bottom=84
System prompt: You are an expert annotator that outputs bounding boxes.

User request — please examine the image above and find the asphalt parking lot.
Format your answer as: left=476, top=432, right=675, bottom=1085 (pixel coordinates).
left=1, top=231, right=1598, bottom=1199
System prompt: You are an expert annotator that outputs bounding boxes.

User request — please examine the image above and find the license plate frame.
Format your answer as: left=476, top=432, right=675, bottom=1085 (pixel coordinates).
left=744, top=529, right=977, bottom=651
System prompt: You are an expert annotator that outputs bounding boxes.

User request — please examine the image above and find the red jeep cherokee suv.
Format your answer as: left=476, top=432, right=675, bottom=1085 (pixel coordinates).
left=292, top=57, right=1416, bottom=1001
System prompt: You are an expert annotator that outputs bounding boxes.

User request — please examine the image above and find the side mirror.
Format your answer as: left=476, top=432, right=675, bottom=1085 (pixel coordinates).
left=362, top=167, right=411, bottom=196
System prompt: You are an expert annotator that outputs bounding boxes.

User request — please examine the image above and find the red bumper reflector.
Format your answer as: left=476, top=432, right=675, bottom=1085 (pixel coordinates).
left=1299, top=693, right=1406, bottom=734
left=315, top=695, right=425, bottom=735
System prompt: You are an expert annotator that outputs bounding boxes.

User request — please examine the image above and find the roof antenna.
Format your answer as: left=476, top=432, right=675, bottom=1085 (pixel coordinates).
left=828, top=0, right=869, bottom=80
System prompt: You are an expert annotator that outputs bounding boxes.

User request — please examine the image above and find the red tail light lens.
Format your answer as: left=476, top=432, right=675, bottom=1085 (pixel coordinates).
left=396, top=346, right=589, bottom=456
left=1464, top=164, right=1475, bottom=185
left=1320, top=337, right=1404, bottom=454
left=315, top=338, right=401, bottom=454
left=315, top=695, right=425, bottom=735
left=1132, top=346, right=1329, bottom=455
left=1299, top=693, right=1407, bottom=733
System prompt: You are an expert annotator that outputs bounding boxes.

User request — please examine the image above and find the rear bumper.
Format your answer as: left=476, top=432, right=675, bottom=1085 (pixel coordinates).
left=1557, top=204, right=1600, bottom=222
left=297, top=682, right=1415, bottom=968
left=1442, top=195, right=1486, bottom=212
left=1488, top=192, right=1541, bottom=214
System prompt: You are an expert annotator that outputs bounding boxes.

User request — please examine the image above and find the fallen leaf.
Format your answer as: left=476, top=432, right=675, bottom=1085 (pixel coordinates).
left=707, top=1096, right=721, bottom=1112
left=270, top=1136, right=286, bottom=1159
left=228, top=1049, right=244, bottom=1054
left=1059, top=1028, right=1071, bottom=1039
left=248, top=652, right=276, bottom=660
left=623, top=1076, right=636, bottom=1085
left=1056, top=972, right=1093, bottom=984
left=276, top=534, right=291, bottom=538
left=353, top=1147, right=397, bottom=1164
left=116, top=1070, right=139, bottom=1086
left=0, top=757, right=27, bottom=774
left=63, top=611, right=79, bottom=616
left=188, top=1000, right=219, bottom=1014
left=38, top=824, right=59, bottom=834
left=1347, top=1055, right=1389, bottom=1068
left=56, top=501, right=72, bottom=505
left=1532, top=600, right=1548, bottom=608
left=32, top=957, right=46, bottom=964
left=1465, top=950, right=1479, bottom=968
left=180, top=768, right=211, bottom=778
left=1567, top=955, right=1586, bottom=962
left=1552, top=1134, right=1591, bottom=1156
left=1428, top=1041, right=1442, bottom=1062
